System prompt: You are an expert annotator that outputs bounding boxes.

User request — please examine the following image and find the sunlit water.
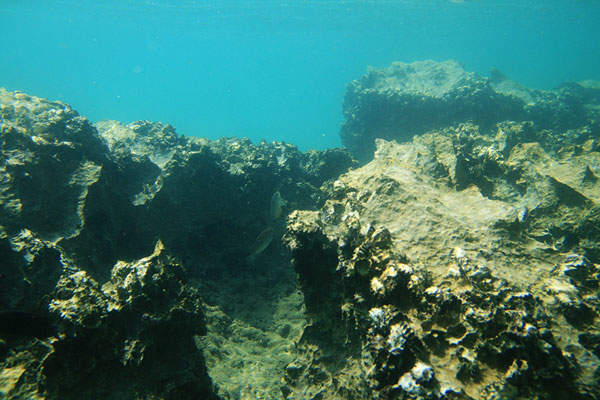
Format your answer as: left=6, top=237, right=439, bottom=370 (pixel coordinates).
left=1, top=0, right=599, bottom=150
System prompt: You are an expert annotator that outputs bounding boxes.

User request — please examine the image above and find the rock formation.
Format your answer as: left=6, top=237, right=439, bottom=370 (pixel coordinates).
left=340, top=60, right=600, bottom=162
left=284, top=122, right=600, bottom=399
left=2, top=69, right=600, bottom=399
left=0, top=88, right=356, bottom=399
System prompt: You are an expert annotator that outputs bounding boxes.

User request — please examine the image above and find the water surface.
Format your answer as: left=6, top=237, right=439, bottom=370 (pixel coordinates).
left=1, top=0, right=599, bottom=150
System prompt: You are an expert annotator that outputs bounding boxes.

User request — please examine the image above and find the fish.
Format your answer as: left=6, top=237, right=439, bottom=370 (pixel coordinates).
left=518, top=207, right=528, bottom=223
left=0, top=310, right=57, bottom=339
left=245, top=227, right=274, bottom=263
left=270, top=191, right=286, bottom=221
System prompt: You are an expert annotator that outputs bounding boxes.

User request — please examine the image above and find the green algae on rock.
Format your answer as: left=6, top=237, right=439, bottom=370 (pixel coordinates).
left=1, top=88, right=357, bottom=399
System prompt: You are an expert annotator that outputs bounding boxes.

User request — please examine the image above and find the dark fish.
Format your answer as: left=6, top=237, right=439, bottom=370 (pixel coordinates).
left=0, top=310, right=57, bottom=339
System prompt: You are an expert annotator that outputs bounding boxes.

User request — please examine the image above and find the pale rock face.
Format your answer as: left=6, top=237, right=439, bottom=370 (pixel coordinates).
left=284, top=123, right=600, bottom=399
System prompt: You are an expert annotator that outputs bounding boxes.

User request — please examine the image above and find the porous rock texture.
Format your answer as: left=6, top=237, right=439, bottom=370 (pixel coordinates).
left=0, top=88, right=356, bottom=399
left=341, top=60, right=600, bottom=162
left=2, top=80, right=600, bottom=399
left=284, top=122, right=600, bottom=399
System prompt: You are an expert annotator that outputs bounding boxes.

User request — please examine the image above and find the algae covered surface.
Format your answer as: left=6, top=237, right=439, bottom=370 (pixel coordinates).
left=0, top=87, right=354, bottom=399
left=1, top=59, right=600, bottom=400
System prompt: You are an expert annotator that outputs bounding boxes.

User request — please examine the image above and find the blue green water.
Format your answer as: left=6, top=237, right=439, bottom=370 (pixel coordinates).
left=1, top=0, right=599, bottom=150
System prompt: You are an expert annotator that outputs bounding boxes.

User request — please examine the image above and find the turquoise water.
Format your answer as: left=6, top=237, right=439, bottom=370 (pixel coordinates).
left=1, top=0, right=599, bottom=150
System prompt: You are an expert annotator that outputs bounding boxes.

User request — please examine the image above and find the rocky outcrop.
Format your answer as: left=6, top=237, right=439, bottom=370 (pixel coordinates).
left=284, top=122, right=600, bottom=399
left=0, top=90, right=219, bottom=399
left=92, top=119, right=357, bottom=276
left=0, top=230, right=217, bottom=399
left=340, top=60, right=600, bottom=161
left=46, top=241, right=217, bottom=400
left=2, top=78, right=600, bottom=399
left=0, top=88, right=356, bottom=399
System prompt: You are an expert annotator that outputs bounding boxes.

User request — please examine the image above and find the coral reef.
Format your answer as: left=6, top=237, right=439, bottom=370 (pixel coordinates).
left=341, top=60, right=600, bottom=161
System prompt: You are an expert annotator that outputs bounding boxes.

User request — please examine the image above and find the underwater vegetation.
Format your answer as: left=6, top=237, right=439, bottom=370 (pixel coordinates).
left=1, top=60, right=600, bottom=399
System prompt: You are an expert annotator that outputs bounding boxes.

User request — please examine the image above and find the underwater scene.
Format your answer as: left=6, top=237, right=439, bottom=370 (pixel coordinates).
left=1, top=1, right=600, bottom=399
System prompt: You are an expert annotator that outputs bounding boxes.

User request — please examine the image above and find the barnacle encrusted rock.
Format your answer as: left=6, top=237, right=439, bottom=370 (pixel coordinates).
left=341, top=60, right=600, bottom=161
left=284, top=124, right=600, bottom=399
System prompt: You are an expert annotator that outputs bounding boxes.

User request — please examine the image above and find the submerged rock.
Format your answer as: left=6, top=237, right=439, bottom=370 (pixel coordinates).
left=0, top=88, right=356, bottom=399
left=45, top=241, right=217, bottom=399
left=341, top=60, right=600, bottom=161
left=284, top=125, right=600, bottom=399
left=2, top=80, right=600, bottom=399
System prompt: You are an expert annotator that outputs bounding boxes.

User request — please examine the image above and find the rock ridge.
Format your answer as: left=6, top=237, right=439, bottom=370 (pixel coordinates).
left=2, top=81, right=600, bottom=400
left=284, top=122, right=600, bottom=399
left=340, top=60, right=600, bottom=162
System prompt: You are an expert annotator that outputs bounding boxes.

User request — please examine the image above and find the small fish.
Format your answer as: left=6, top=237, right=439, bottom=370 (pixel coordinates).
left=270, top=191, right=286, bottom=221
left=245, top=227, right=274, bottom=263
left=0, top=310, right=57, bottom=339
left=518, top=207, right=528, bottom=223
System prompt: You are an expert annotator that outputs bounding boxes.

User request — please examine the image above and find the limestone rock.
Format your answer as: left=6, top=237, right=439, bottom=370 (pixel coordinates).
left=284, top=127, right=600, bottom=399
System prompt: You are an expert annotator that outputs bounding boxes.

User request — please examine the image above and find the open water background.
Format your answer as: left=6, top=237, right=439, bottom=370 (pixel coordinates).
left=1, top=0, right=599, bottom=150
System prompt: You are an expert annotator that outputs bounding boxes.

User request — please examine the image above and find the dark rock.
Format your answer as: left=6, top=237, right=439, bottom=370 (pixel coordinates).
left=1, top=88, right=357, bottom=399
left=42, top=241, right=218, bottom=400
left=340, top=60, right=600, bottom=162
